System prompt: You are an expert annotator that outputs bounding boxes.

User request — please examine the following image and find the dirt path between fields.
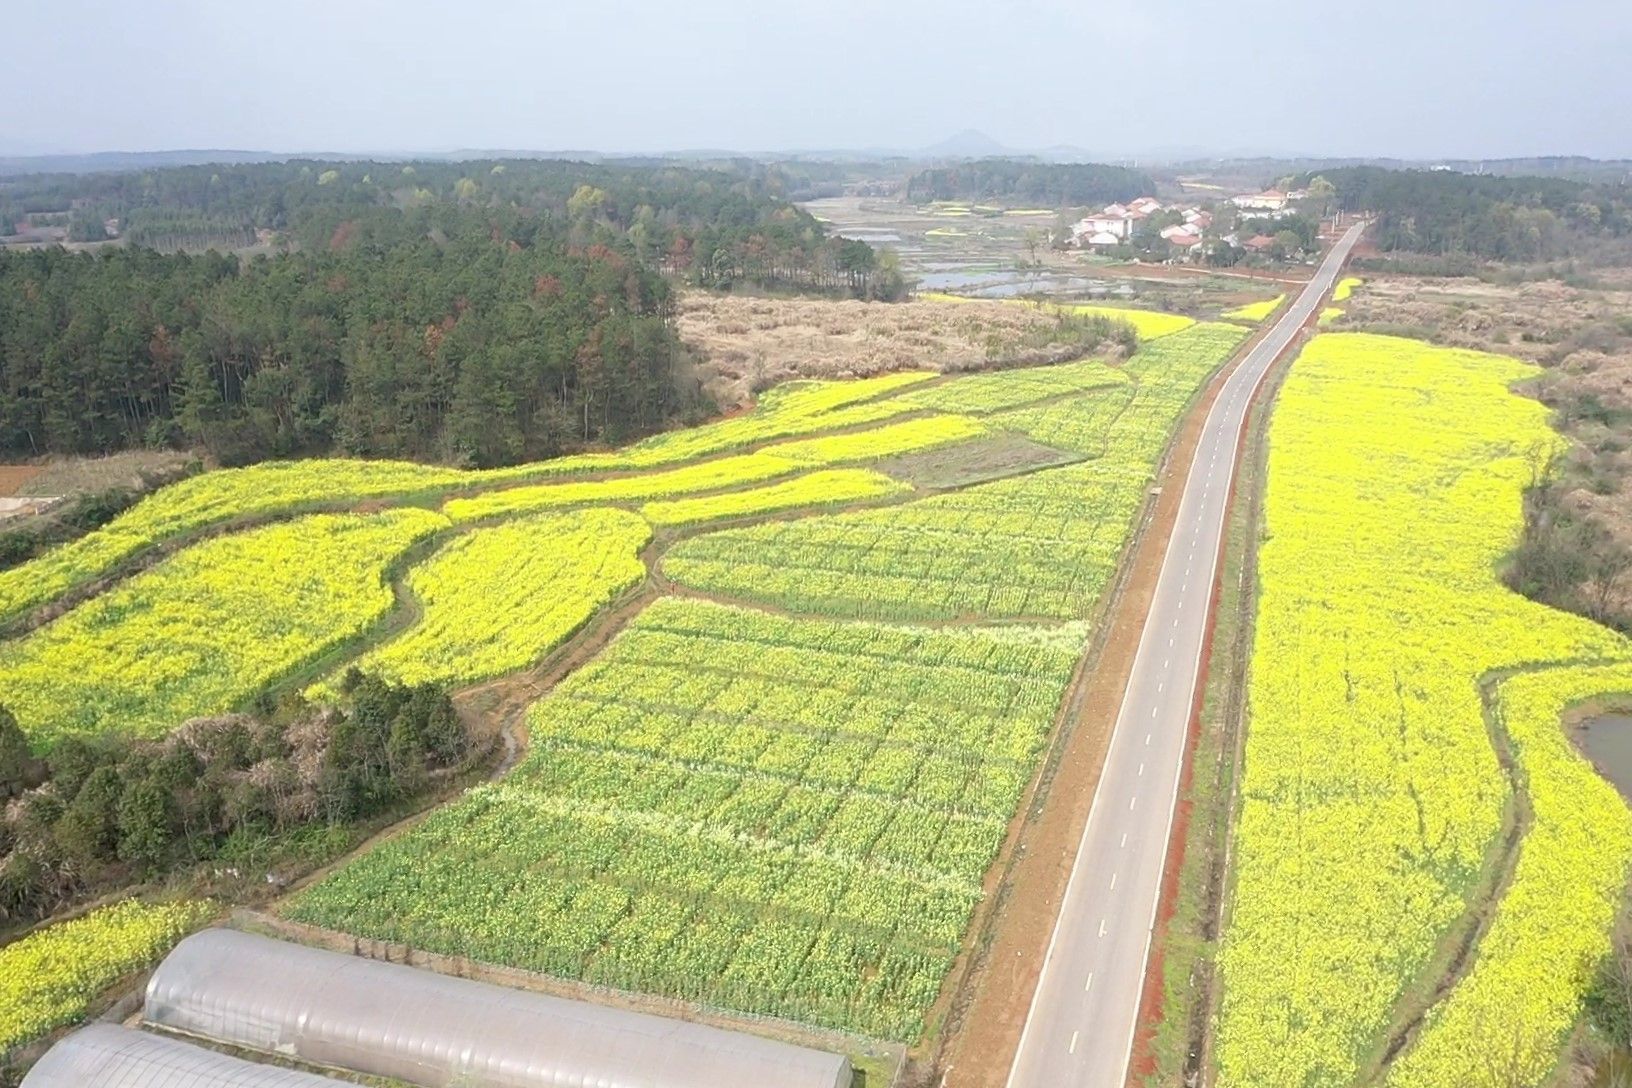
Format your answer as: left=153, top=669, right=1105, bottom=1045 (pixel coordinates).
left=920, top=318, right=1280, bottom=1088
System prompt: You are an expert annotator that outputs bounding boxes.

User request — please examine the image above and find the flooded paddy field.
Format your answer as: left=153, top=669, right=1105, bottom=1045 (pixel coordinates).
left=802, top=195, right=1279, bottom=314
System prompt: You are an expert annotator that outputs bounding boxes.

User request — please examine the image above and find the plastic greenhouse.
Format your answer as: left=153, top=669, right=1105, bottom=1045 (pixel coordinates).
left=145, top=929, right=853, bottom=1088
left=22, top=1023, right=351, bottom=1087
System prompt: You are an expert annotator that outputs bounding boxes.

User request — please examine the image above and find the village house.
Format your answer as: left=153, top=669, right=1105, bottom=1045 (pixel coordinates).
left=1070, top=212, right=1133, bottom=247
left=1231, top=189, right=1290, bottom=212
left=1068, top=196, right=1216, bottom=254
left=1165, top=231, right=1202, bottom=254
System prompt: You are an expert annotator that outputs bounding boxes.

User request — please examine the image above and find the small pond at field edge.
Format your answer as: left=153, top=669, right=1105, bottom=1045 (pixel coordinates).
left=1577, top=714, right=1632, bottom=802
left=1572, top=716, right=1632, bottom=1088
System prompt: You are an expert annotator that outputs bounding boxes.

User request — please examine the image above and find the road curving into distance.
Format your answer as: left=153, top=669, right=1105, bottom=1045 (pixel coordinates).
left=1004, top=221, right=1368, bottom=1088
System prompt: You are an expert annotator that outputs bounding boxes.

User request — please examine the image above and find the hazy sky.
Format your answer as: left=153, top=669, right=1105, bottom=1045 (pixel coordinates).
left=5, top=0, right=1631, bottom=160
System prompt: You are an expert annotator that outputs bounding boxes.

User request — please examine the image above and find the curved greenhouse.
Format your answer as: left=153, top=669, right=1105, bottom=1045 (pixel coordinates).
left=146, top=929, right=852, bottom=1088
left=22, top=1024, right=349, bottom=1087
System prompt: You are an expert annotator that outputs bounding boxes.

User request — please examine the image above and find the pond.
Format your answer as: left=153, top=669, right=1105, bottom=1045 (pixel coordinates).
left=971, top=278, right=1131, bottom=299
left=913, top=270, right=1126, bottom=297
left=835, top=229, right=902, bottom=243
left=1567, top=716, right=1632, bottom=1086
left=1577, top=714, right=1632, bottom=802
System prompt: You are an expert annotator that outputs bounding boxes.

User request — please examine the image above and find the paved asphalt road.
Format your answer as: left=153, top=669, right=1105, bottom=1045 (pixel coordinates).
left=1004, top=222, right=1367, bottom=1088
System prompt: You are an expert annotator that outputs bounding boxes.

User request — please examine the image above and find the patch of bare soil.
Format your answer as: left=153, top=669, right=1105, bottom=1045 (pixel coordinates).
left=0, top=464, right=42, bottom=496
left=875, top=434, right=1082, bottom=489
left=677, top=292, right=1124, bottom=410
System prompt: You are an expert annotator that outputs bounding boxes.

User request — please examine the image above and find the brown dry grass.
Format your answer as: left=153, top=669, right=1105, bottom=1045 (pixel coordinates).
left=1341, top=275, right=1632, bottom=365
left=677, top=292, right=1123, bottom=409
left=16, top=449, right=194, bottom=497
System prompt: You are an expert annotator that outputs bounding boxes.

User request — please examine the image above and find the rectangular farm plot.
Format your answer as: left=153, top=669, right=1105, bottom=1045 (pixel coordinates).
left=873, top=432, right=1084, bottom=490
left=894, top=360, right=1129, bottom=415
left=662, top=323, right=1248, bottom=622
left=287, top=598, right=1083, bottom=1040
left=661, top=463, right=1137, bottom=620
left=640, top=469, right=908, bottom=527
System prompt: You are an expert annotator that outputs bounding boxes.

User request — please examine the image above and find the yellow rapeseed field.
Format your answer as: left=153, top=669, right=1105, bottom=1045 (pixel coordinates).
left=0, top=459, right=467, bottom=625
left=1385, top=662, right=1632, bottom=1087
left=1220, top=332, right=1632, bottom=1088
left=443, top=453, right=802, bottom=523
left=316, top=508, right=652, bottom=693
left=0, top=372, right=931, bottom=623
left=0, top=898, right=213, bottom=1052
left=445, top=415, right=982, bottom=523
left=764, top=414, right=986, bottom=464
left=1221, top=295, right=1285, bottom=322
left=0, top=510, right=446, bottom=747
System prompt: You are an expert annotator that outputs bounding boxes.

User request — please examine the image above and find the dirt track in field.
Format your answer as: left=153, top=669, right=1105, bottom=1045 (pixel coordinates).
left=924, top=319, right=1277, bottom=1088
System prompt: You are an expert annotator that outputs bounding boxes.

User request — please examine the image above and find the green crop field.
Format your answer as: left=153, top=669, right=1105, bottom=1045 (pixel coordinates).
left=288, top=599, right=1084, bottom=1039
left=660, top=324, right=1247, bottom=620
left=3, top=322, right=1249, bottom=1049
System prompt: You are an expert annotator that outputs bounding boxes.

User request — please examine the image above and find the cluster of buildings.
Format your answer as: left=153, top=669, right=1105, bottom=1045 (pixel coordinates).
left=1067, top=197, right=1214, bottom=254
left=1064, top=185, right=1314, bottom=259
left=1229, top=187, right=1308, bottom=219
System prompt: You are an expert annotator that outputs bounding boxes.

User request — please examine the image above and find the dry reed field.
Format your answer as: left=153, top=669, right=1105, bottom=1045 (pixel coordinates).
left=678, top=292, right=1126, bottom=408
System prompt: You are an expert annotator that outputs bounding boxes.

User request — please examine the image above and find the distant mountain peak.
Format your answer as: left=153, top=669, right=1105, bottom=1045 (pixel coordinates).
left=922, top=129, right=1010, bottom=158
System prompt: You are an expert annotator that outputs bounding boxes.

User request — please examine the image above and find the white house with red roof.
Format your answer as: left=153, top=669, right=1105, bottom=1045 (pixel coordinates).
left=1231, top=189, right=1290, bottom=212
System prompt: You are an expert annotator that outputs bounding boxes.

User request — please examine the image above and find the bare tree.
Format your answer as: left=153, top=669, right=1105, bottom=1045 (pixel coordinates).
left=1583, top=537, right=1632, bottom=624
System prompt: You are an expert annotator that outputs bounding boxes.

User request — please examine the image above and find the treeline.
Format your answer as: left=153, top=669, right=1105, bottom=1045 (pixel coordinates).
left=0, top=159, right=912, bottom=462
left=1307, top=166, right=1632, bottom=262
left=0, top=208, right=681, bottom=465
left=0, top=158, right=905, bottom=299
left=905, top=160, right=1155, bottom=207
left=0, top=676, right=473, bottom=922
